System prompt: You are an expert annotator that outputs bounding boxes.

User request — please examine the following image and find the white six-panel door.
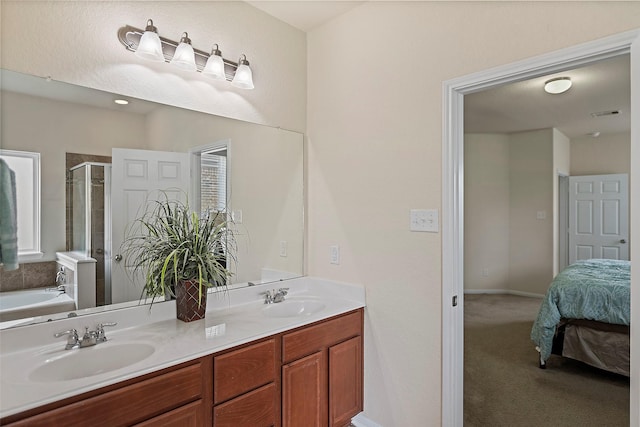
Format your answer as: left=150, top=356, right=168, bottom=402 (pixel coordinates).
left=569, top=173, right=629, bottom=263
left=111, top=148, right=190, bottom=305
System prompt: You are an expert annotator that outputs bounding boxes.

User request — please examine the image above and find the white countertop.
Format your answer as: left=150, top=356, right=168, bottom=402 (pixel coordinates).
left=0, top=277, right=365, bottom=418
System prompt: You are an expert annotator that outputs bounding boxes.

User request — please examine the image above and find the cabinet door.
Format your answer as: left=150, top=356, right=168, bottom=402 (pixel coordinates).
left=329, top=336, right=363, bottom=427
left=282, top=351, right=326, bottom=427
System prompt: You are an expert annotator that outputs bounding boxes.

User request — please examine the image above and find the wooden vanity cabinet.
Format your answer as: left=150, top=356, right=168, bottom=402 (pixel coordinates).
left=282, top=309, right=364, bottom=427
left=2, top=308, right=363, bottom=427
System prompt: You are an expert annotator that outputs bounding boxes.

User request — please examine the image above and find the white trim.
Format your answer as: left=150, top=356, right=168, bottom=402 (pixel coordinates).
left=0, top=149, right=41, bottom=258
left=351, top=412, right=383, bottom=427
left=188, top=139, right=231, bottom=212
left=464, top=289, right=544, bottom=299
left=442, top=28, right=640, bottom=427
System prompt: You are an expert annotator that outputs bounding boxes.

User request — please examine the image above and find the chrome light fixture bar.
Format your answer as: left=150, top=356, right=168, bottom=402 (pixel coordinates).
left=117, top=20, right=254, bottom=89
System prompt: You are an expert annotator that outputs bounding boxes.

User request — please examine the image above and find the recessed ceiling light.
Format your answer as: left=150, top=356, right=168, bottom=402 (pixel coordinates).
left=114, top=99, right=129, bottom=105
left=544, top=77, right=572, bottom=94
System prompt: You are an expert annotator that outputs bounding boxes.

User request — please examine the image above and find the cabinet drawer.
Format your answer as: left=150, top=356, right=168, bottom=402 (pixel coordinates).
left=283, top=310, right=362, bottom=364
left=214, top=338, right=276, bottom=404
left=214, top=383, right=277, bottom=427
left=7, top=362, right=203, bottom=427
left=135, top=400, right=203, bottom=427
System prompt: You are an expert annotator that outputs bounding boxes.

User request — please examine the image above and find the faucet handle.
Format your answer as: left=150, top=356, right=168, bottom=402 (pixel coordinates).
left=261, top=289, right=276, bottom=304
left=278, top=288, right=289, bottom=295
left=98, top=322, right=118, bottom=328
left=96, top=322, right=117, bottom=342
left=54, top=328, right=79, bottom=350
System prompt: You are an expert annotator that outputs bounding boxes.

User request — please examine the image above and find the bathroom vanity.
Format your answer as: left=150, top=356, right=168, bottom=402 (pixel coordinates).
left=0, top=278, right=365, bottom=427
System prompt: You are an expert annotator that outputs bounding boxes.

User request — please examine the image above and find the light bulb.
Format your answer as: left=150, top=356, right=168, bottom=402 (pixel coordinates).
left=231, top=55, right=254, bottom=90
left=203, top=45, right=226, bottom=80
left=135, top=19, right=164, bottom=62
left=170, top=32, right=197, bottom=71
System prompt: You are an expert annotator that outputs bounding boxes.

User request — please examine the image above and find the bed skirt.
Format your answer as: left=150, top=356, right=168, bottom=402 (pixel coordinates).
left=552, top=319, right=630, bottom=377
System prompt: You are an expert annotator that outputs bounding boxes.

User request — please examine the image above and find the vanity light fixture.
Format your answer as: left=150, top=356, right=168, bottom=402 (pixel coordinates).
left=118, top=19, right=255, bottom=89
left=544, top=77, right=572, bottom=94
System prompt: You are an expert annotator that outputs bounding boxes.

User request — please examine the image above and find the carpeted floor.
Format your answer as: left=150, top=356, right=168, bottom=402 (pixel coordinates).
left=464, top=293, right=629, bottom=427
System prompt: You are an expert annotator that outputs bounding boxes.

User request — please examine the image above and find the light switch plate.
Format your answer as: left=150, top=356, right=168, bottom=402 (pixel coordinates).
left=410, top=209, right=439, bottom=232
left=330, top=245, right=340, bottom=264
left=232, top=209, right=243, bottom=224
left=279, top=240, right=287, bottom=257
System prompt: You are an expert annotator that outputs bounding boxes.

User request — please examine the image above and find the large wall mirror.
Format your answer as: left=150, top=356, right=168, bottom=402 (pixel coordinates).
left=0, top=69, right=304, bottom=328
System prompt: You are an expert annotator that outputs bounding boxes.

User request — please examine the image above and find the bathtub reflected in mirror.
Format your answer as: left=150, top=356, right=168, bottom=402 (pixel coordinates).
left=0, top=288, right=76, bottom=325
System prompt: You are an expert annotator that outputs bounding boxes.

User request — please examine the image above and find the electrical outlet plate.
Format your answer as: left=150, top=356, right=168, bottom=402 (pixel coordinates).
left=410, top=209, right=439, bottom=232
left=279, top=240, right=287, bottom=257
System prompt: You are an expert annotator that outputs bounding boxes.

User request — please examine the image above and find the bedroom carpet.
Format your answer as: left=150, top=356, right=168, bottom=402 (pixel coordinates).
left=464, top=293, right=629, bottom=427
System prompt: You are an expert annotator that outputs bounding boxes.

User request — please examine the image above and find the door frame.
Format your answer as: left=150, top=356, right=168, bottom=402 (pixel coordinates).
left=558, top=173, right=569, bottom=273
left=442, top=29, right=640, bottom=426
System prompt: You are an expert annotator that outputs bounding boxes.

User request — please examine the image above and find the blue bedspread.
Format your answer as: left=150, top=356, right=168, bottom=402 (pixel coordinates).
left=530, top=259, right=630, bottom=361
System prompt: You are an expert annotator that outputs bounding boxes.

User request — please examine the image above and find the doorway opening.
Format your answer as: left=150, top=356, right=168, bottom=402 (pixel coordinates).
left=442, top=30, right=639, bottom=426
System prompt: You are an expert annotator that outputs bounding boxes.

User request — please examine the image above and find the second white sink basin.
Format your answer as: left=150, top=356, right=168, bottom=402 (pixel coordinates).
left=262, top=300, right=326, bottom=318
left=29, top=343, right=155, bottom=383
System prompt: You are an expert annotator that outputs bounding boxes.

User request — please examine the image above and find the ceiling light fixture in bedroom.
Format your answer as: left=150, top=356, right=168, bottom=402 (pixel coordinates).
left=544, top=77, right=572, bottom=94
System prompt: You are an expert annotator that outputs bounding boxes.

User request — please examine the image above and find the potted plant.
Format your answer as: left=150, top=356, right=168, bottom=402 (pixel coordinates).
left=121, top=193, right=233, bottom=322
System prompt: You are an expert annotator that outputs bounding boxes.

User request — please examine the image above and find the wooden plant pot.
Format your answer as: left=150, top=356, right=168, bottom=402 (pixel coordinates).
left=175, top=279, right=207, bottom=322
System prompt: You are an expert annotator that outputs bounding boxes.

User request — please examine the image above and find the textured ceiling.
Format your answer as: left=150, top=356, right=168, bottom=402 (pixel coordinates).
left=244, top=1, right=629, bottom=139
left=464, top=54, right=630, bottom=138
left=246, top=1, right=365, bottom=31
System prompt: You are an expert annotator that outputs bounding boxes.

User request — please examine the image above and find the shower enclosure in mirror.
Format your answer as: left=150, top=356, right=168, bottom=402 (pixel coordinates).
left=68, top=162, right=112, bottom=306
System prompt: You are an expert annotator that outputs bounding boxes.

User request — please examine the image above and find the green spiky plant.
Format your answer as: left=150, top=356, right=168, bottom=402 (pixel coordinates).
left=121, top=193, right=234, bottom=308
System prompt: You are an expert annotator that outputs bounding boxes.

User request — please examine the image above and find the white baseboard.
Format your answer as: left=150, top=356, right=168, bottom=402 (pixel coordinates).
left=352, top=412, right=383, bottom=427
left=464, top=289, right=544, bottom=299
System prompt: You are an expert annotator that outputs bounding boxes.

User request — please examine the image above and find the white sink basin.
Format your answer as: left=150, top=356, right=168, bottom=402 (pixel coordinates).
left=29, top=343, right=155, bottom=382
left=262, top=300, right=326, bottom=318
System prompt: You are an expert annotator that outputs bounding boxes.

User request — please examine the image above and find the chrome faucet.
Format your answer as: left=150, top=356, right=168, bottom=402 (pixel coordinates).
left=47, top=268, right=67, bottom=293
left=263, top=288, right=289, bottom=304
left=54, top=322, right=117, bottom=350
left=55, top=267, right=66, bottom=285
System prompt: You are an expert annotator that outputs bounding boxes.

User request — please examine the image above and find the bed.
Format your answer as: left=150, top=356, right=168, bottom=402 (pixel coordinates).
left=530, top=258, right=630, bottom=376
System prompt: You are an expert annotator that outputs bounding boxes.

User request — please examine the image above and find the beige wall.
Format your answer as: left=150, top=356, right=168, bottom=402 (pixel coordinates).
left=508, top=128, right=555, bottom=296
left=464, top=134, right=510, bottom=291
left=0, top=1, right=307, bottom=132
left=465, top=129, right=567, bottom=294
left=2, top=1, right=640, bottom=425
left=552, top=129, right=571, bottom=276
left=307, top=3, right=639, bottom=425
left=571, top=131, right=631, bottom=175
left=2, top=91, right=148, bottom=260
left=146, top=108, right=304, bottom=283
